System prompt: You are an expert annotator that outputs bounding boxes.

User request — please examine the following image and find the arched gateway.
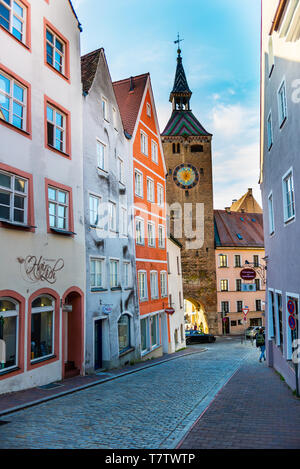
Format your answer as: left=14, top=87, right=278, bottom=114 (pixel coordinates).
left=161, top=46, right=218, bottom=334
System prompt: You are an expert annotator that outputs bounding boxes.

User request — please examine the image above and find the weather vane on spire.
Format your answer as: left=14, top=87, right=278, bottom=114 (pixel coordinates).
left=174, top=33, right=183, bottom=54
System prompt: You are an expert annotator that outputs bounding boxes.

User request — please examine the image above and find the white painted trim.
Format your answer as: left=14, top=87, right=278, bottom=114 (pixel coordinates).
left=140, top=120, right=158, bottom=139
left=136, top=258, right=167, bottom=264
left=133, top=157, right=165, bottom=183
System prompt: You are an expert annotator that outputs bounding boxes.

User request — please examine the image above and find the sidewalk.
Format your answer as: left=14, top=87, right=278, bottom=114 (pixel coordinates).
left=0, top=347, right=206, bottom=417
left=178, top=354, right=300, bottom=449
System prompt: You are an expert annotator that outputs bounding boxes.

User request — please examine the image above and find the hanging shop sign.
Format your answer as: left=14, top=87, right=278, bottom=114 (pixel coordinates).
left=165, top=308, right=175, bottom=315
left=102, top=305, right=113, bottom=315
left=18, top=255, right=64, bottom=284
left=240, top=268, right=257, bottom=280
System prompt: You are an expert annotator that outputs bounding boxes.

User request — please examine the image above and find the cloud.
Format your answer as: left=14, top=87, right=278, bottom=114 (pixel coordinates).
left=207, top=102, right=261, bottom=209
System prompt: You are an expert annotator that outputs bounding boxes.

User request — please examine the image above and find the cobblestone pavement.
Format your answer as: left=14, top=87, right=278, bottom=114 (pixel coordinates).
left=179, top=346, right=300, bottom=449
left=0, top=338, right=263, bottom=449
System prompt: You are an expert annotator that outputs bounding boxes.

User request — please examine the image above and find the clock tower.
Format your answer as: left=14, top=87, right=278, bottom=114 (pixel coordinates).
left=161, top=46, right=218, bottom=334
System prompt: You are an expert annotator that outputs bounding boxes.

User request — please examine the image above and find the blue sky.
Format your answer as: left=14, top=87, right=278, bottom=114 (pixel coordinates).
left=73, top=0, right=261, bottom=209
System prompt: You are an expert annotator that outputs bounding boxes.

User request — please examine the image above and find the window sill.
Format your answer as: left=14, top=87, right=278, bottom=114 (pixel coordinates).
left=91, top=287, right=107, bottom=292
left=268, top=64, right=274, bottom=78
left=0, top=118, right=31, bottom=138
left=0, top=220, right=36, bottom=231
left=97, top=168, right=109, bottom=178
left=47, top=144, right=70, bottom=159
left=119, top=347, right=135, bottom=358
left=0, top=366, right=20, bottom=377
left=124, top=287, right=133, bottom=291
left=111, top=286, right=122, bottom=292
left=0, top=25, right=31, bottom=51
left=31, top=355, right=56, bottom=366
left=279, top=117, right=287, bottom=129
left=50, top=228, right=76, bottom=236
left=119, top=182, right=126, bottom=193
left=46, top=62, right=70, bottom=83
left=284, top=216, right=295, bottom=226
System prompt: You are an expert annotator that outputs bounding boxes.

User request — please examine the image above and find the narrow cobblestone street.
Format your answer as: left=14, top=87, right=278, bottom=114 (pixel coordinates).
left=1, top=338, right=298, bottom=449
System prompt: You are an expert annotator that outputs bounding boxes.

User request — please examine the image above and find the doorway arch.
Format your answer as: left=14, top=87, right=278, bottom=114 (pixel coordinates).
left=184, top=297, right=209, bottom=333
left=62, top=287, right=84, bottom=378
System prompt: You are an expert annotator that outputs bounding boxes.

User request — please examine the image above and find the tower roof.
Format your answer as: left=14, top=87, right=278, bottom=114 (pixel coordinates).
left=161, top=110, right=211, bottom=137
left=170, top=49, right=192, bottom=102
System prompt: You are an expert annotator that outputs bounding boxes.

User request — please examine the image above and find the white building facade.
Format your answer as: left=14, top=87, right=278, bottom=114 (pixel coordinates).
left=81, top=49, right=140, bottom=371
left=260, top=0, right=300, bottom=392
left=165, top=236, right=186, bottom=353
left=0, top=0, right=86, bottom=394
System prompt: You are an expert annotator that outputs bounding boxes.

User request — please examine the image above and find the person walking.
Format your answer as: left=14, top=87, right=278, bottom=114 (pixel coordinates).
left=256, top=328, right=266, bottom=362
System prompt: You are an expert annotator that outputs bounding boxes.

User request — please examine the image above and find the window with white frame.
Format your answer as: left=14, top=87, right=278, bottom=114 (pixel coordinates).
left=268, top=192, right=275, bottom=234
left=141, top=317, right=148, bottom=352
left=147, top=178, right=155, bottom=202
left=31, top=296, right=54, bottom=362
left=0, top=71, right=27, bottom=130
left=123, top=262, right=131, bottom=288
left=151, top=140, right=158, bottom=164
left=46, top=28, right=65, bottom=75
left=110, top=259, right=119, bottom=288
left=0, top=298, right=19, bottom=372
left=278, top=80, right=287, bottom=127
left=96, top=140, right=106, bottom=171
left=109, top=201, right=117, bottom=232
left=267, top=111, right=273, bottom=150
left=48, top=186, right=68, bottom=230
left=146, top=102, right=151, bottom=117
left=141, top=131, right=148, bottom=155
left=120, top=207, right=127, bottom=236
left=150, top=314, right=159, bottom=347
left=0, top=171, right=28, bottom=224
left=221, top=301, right=229, bottom=314
left=118, top=158, right=124, bottom=183
left=89, top=194, right=101, bottom=227
left=237, top=301, right=243, bottom=312
left=90, top=258, right=105, bottom=289
left=101, top=97, right=108, bottom=121
left=46, top=105, right=66, bottom=153
left=0, top=0, right=27, bottom=43
left=158, top=225, right=165, bottom=248
left=160, top=271, right=167, bottom=297
left=283, top=170, right=295, bottom=222
left=221, top=280, right=229, bottom=291
left=136, top=217, right=144, bottom=245
left=219, top=254, right=228, bottom=267
left=138, top=271, right=147, bottom=301
left=135, top=170, right=143, bottom=197
left=150, top=271, right=158, bottom=299
left=147, top=221, right=155, bottom=247
left=157, top=184, right=164, bottom=207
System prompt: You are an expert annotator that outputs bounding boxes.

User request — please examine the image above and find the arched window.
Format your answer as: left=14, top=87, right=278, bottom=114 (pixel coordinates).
left=118, top=314, right=130, bottom=353
left=0, top=298, right=18, bottom=372
left=31, top=296, right=54, bottom=362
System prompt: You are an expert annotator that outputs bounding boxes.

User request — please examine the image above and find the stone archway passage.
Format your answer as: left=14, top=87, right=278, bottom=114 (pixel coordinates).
left=184, top=298, right=209, bottom=333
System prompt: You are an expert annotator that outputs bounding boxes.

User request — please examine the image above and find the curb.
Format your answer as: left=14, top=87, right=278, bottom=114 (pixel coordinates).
left=0, top=348, right=208, bottom=418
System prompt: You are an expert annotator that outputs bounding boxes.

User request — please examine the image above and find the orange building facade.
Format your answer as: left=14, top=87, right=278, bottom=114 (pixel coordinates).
left=113, top=74, right=169, bottom=359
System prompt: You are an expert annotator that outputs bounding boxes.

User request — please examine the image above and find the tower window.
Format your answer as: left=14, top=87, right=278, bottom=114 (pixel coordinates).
left=191, top=145, right=203, bottom=153
left=172, top=143, right=180, bottom=154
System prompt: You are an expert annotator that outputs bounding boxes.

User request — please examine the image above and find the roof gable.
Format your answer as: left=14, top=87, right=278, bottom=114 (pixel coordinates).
left=113, top=74, right=149, bottom=137
left=162, top=110, right=211, bottom=137
left=81, top=48, right=103, bottom=94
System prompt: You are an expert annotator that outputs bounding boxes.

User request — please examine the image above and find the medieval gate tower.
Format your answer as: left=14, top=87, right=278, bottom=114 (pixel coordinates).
left=161, top=45, right=218, bottom=334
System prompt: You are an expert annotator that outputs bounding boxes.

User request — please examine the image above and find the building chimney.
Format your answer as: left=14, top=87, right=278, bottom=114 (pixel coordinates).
left=225, top=207, right=231, bottom=213
left=129, top=77, right=134, bottom=92
left=232, top=199, right=237, bottom=204
left=248, top=188, right=253, bottom=195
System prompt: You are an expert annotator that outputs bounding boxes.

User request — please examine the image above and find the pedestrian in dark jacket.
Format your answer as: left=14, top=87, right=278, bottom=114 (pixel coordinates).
left=256, top=328, right=266, bottom=362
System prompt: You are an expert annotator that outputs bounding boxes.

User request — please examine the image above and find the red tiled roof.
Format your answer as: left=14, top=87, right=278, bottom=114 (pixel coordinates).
left=113, top=74, right=149, bottom=137
left=214, top=210, right=264, bottom=248
left=81, top=48, right=103, bottom=94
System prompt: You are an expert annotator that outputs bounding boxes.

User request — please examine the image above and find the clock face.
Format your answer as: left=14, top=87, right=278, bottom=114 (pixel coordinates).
left=173, top=164, right=199, bottom=190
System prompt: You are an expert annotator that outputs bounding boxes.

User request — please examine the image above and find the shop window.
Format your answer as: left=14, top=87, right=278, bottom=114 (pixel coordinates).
left=31, top=296, right=54, bottom=362
left=141, top=317, right=148, bottom=352
left=0, top=298, right=18, bottom=372
left=118, top=314, right=131, bottom=354
left=231, top=321, right=237, bottom=327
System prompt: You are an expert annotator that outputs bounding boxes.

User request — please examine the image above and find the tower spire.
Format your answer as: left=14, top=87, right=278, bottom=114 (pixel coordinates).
left=170, top=35, right=192, bottom=110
